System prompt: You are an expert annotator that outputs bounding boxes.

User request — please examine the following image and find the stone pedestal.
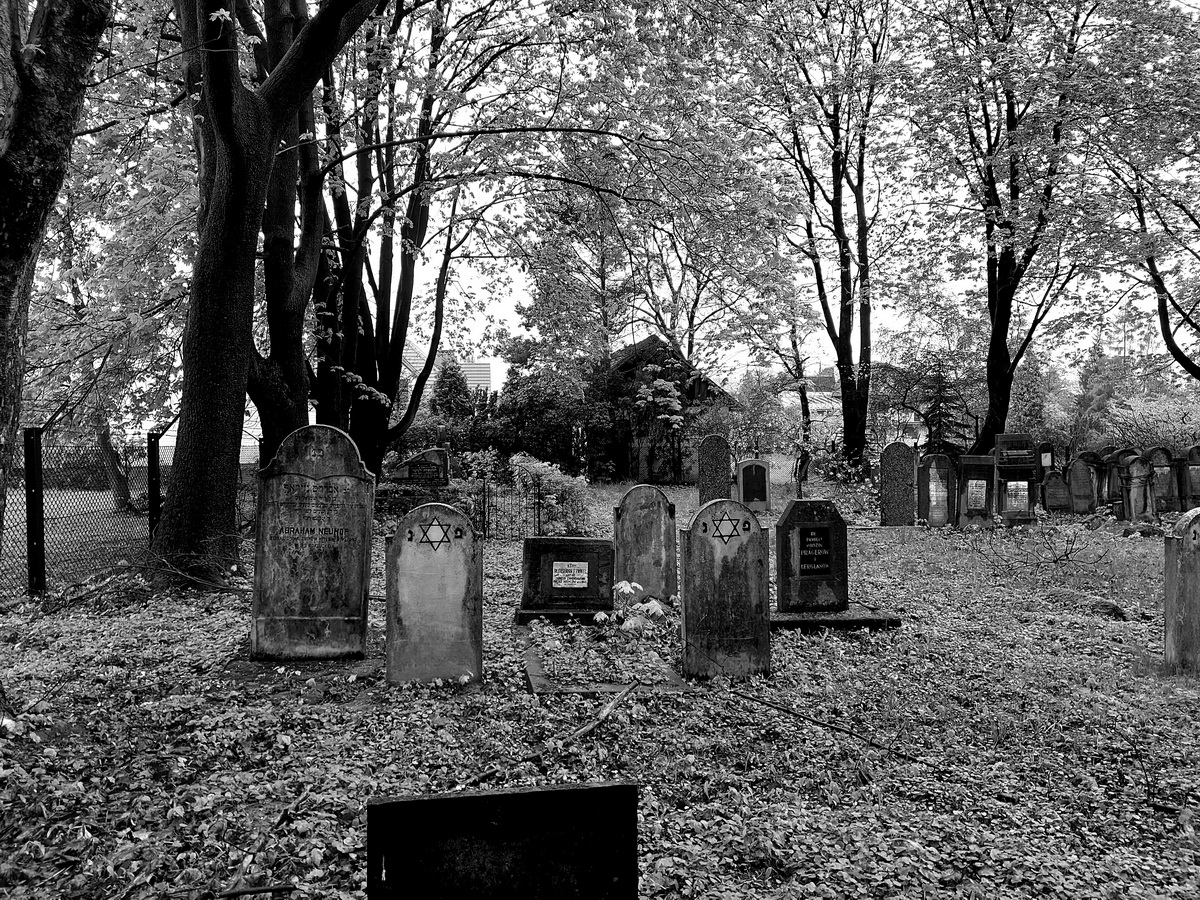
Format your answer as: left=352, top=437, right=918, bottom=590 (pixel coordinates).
left=517, top=537, right=614, bottom=624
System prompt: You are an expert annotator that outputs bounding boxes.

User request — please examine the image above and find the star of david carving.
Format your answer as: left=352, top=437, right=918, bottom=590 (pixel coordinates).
left=711, top=511, right=742, bottom=545
left=418, top=518, right=452, bottom=551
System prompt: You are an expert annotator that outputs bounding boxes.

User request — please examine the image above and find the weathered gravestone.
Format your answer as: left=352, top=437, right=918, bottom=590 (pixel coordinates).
left=1128, top=456, right=1154, bottom=521
left=1146, top=446, right=1180, bottom=513
left=367, top=782, right=638, bottom=900
left=776, top=499, right=846, bottom=612
left=918, top=454, right=955, bottom=527
left=1187, top=445, right=1200, bottom=510
left=1068, top=457, right=1098, bottom=514
left=613, top=485, right=677, bottom=602
left=1042, top=471, right=1071, bottom=513
left=516, top=537, right=614, bottom=624
left=879, top=441, right=916, bottom=526
left=956, top=454, right=994, bottom=527
left=680, top=499, right=769, bottom=678
left=697, top=434, right=732, bottom=505
left=1164, top=509, right=1200, bottom=674
left=995, top=433, right=1037, bottom=525
left=252, top=425, right=374, bottom=660
left=386, top=503, right=482, bottom=684
left=736, top=458, right=771, bottom=512
left=392, top=447, right=450, bottom=487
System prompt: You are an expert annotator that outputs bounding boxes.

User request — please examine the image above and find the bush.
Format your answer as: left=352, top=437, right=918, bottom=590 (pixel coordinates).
left=509, top=452, right=590, bottom=535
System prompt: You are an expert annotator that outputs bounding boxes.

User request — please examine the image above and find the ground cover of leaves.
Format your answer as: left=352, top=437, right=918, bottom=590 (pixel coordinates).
left=2, top=497, right=1198, bottom=899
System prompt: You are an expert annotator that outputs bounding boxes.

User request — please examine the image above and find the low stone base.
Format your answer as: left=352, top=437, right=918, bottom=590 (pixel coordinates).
left=522, top=645, right=688, bottom=697
left=771, top=603, right=902, bottom=632
left=515, top=607, right=611, bottom=626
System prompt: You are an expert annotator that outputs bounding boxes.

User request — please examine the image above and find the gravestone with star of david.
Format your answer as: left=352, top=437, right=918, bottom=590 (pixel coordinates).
left=680, top=498, right=769, bottom=679
left=386, top=503, right=483, bottom=684
left=252, top=425, right=374, bottom=660
left=516, top=537, right=615, bottom=624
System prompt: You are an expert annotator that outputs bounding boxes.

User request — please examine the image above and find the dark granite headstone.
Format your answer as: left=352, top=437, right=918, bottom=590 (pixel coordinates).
left=252, top=425, right=374, bottom=660
left=1068, top=457, right=1097, bottom=514
left=956, top=455, right=994, bottom=527
left=367, top=782, right=638, bottom=900
left=386, top=503, right=482, bottom=684
left=697, top=434, right=732, bottom=505
left=1042, top=472, right=1071, bottom=512
left=918, top=454, right=955, bottom=527
left=680, top=499, right=769, bottom=679
left=517, top=537, right=614, bottom=624
left=393, top=447, right=450, bottom=487
left=613, top=485, right=677, bottom=602
left=735, top=458, right=770, bottom=512
left=879, top=441, right=916, bottom=525
left=775, top=499, right=847, bottom=613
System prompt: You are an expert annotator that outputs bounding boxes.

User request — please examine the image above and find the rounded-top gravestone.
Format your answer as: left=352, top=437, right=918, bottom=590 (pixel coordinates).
left=613, top=485, right=677, bottom=602
left=697, top=434, right=732, bottom=505
left=879, top=441, right=916, bottom=526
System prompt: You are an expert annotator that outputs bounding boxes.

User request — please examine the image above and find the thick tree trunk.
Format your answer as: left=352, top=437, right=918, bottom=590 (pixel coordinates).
left=970, top=248, right=1019, bottom=454
left=0, top=0, right=112, bottom=541
left=94, top=416, right=131, bottom=512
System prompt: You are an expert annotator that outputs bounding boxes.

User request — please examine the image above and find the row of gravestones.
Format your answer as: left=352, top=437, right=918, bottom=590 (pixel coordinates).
left=697, top=433, right=772, bottom=511
left=1063, top=445, right=1200, bottom=519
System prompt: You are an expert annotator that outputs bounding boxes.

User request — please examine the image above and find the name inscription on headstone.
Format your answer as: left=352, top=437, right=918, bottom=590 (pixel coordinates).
left=1007, top=481, right=1028, bottom=508
left=552, top=561, right=589, bottom=589
left=967, top=479, right=987, bottom=510
left=797, top=527, right=832, bottom=576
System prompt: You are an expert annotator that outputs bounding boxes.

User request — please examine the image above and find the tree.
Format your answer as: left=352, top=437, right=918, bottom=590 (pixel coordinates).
left=0, top=0, right=112, bottom=545
left=429, top=360, right=474, bottom=423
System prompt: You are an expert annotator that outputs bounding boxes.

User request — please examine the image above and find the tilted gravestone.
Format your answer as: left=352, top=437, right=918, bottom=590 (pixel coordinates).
left=252, top=425, right=374, bottom=660
left=1165, top=509, right=1200, bottom=674
left=1068, top=457, right=1097, bottom=514
left=516, top=537, right=614, bottom=624
left=879, top=441, right=916, bottom=526
left=775, top=499, right=847, bottom=613
left=735, top=458, right=771, bottom=512
left=613, top=485, right=677, bottom=602
left=1187, top=445, right=1200, bottom=510
left=1146, top=447, right=1180, bottom=513
left=917, top=454, right=955, bottom=527
left=1042, top=471, right=1071, bottom=513
left=367, top=782, right=639, bottom=900
left=680, top=499, right=769, bottom=679
left=697, top=434, right=732, bottom=505
left=386, top=503, right=482, bottom=684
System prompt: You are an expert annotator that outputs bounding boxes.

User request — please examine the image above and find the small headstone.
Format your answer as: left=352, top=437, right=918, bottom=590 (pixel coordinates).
left=879, top=441, right=916, bottom=526
left=516, top=537, right=614, bottom=624
left=1042, top=471, right=1071, bottom=512
left=956, top=455, right=994, bottom=527
left=697, top=434, right=732, bottom=505
left=367, top=782, right=639, bottom=900
left=680, top=499, right=769, bottom=679
left=775, top=499, right=848, bottom=613
left=386, top=503, right=482, bottom=684
left=1068, top=457, right=1097, bottom=514
left=1146, top=447, right=1180, bottom=513
left=1037, top=441, right=1055, bottom=479
left=613, top=485, right=677, bottom=602
left=735, top=458, right=771, bottom=512
left=393, top=447, right=450, bottom=487
left=918, top=454, right=955, bottom=527
left=252, top=425, right=374, bottom=660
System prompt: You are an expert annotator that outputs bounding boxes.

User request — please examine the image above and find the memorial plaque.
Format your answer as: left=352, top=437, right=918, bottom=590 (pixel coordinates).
left=736, top=459, right=771, bottom=512
left=967, top=479, right=987, bottom=510
left=252, top=425, right=374, bottom=660
left=680, top=499, right=769, bottom=678
left=879, top=441, right=916, bottom=526
left=776, top=499, right=848, bottom=613
left=613, top=485, right=677, bottom=602
left=387, top=503, right=482, bottom=684
left=517, top=537, right=614, bottom=624
left=697, top=434, right=732, bottom=505
left=367, top=782, right=639, bottom=900
left=918, top=454, right=955, bottom=527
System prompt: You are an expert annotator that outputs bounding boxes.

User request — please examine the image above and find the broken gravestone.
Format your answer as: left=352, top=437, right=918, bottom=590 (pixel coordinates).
left=613, top=485, right=677, bottom=602
left=252, top=425, right=374, bottom=660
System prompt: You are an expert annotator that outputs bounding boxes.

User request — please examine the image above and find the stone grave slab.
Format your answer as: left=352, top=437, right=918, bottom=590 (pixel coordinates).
left=680, top=499, right=769, bottom=679
left=386, top=503, right=482, bottom=684
left=956, top=455, right=994, bottom=527
left=520, top=632, right=687, bottom=697
left=1068, top=457, right=1097, bottom=514
left=613, top=485, right=677, bottom=602
left=879, top=441, right=916, bottom=526
left=697, top=434, right=732, bottom=505
left=918, top=454, right=956, bottom=527
left=735, top=458, right=771, bottom=512
left=252, top=425, right=374, bottom=660
left=1042, top=471, right=1071, bottom=513
left=392, top=447, right=450, bottom=487
left=367, top=782, right=639, bottom=900
left=516, top=537, right=614, bottom=624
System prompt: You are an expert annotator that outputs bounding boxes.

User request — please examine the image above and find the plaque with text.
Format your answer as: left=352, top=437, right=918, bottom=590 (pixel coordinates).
left=797, top=527, right=833, bottom=576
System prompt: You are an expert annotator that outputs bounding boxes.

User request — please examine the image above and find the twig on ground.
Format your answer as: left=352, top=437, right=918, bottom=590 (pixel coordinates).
left=220, top=788, right=311, bottom=897
left=217, top=885, right=297, bottom=898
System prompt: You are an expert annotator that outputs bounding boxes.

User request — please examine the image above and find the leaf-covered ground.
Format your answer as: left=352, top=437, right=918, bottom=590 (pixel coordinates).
left=2, top=486, right=1198, bottom=899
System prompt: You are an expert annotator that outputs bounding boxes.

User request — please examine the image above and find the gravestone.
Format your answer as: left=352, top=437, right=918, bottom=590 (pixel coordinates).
left=392, top=447, right=450, bottom=487
left=735, top=458, right=771, bottom=512
left=1187, top=445, right=1200, bottom=510
left=879, top=441, right=916, bottom=526
left=517, top=537, right=614, bottom=624
left=1146, top=447, right=1180, bottom=513
left=680, top=499, right=769, bottom=679
left=995, top=433, right=1037, bottom=525
left=1042, top=471, right=1071, bottom=513
left=252, top=425, right=374, bottom=660
left=917, top=454, right=955, bottom=527
left=775, top=500, right=847, bottom=612
left=956, top=455, right=994, bottom=527
left=1164, top=509, right=1200, bottom=674
left=1037, top=441, right=1055, bottom=480
left=613, top=485, right=677, bottom=602
left=367, top=782, right=638, bottom=900
left=386, top=503, right=482, bottom=684
left=697, top=434, right=732, bottom=505
left=1068, top=457, right=1097, bottom=514
left=1128, top=457, right=1154, bottom=521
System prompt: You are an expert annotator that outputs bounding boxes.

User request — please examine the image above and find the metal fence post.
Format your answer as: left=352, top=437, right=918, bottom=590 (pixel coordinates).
left=535, top=476, right=543, bottom=536
left=23, top=428, right=45, bottom=595
left=148, top=431, right=161, bottom=542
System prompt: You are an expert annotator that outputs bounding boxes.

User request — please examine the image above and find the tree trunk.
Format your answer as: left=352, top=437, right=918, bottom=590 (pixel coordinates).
left=970, top=247, right=1019, bottom=454
left=94, top=416, right=131, bottom=513
left=0, top=0, right=112, bottom=542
